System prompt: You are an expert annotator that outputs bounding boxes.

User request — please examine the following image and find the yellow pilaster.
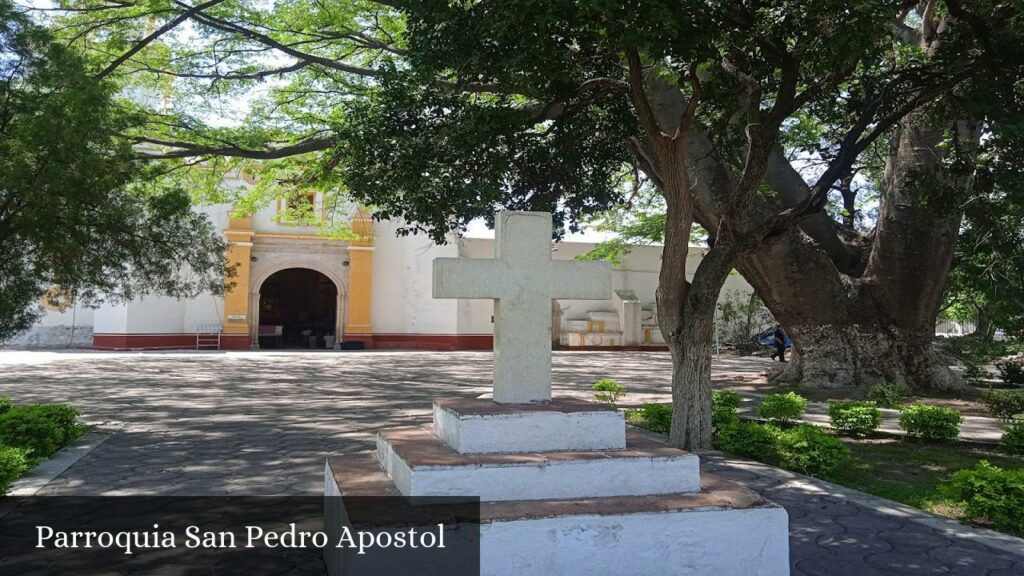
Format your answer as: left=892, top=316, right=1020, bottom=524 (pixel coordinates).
left=223, top=216, right=253, bottom=340
left=345, top=211, right=374, bottom=339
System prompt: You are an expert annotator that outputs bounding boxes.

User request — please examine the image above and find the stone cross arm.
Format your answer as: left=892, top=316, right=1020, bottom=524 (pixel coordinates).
left=432, top=211, right=612, bottom=403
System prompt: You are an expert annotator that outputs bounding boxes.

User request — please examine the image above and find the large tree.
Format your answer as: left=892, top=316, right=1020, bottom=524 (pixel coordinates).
left=42, top=1, right=1023, bottom=448
left=0, top=0, right=229, bottom=340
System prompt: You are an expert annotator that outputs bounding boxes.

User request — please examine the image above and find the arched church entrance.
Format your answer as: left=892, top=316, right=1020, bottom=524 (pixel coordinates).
left=257, top=268, right=338, bottom=349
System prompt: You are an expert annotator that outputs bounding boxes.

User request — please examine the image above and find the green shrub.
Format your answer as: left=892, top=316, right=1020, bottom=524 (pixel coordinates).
left=719, top=422, right=781, bottom=461
left=995, top=358, right=1024, bottom=386
left=756, top=392, right=806, bottom=424
left=777, top=425, right=849, bottom=476
left=828, top=401, right=882, bottom=437
left=898, top=404, right=963, bottom=442
left=0, top=406, right=72, bottom=458
left=981, top=390, right=1024, bottom=421
left=712, top=391, right=742, bottom=431
left=0, top=396, right=11, bottom=415
left=0, top=445, right=29, bottom=495
left=1001, top=419, right=1024, bottom=455
left=712, top=390, right=743, bottom=410
left=591, top=379, right=626, bottom=405
left=947, top=461, right=1024, bottom=536
left=639, top=403, right=672, bottom=435
left=868, top=382, right=911, bottom=408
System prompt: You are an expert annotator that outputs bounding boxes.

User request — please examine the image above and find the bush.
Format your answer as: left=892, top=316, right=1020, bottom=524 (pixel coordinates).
left=639, top=403, right=672, bottom=435
left=868, top=382, right=911, bottom=408
left=712, top=391, right=742, bottom=431
left=0, top=396, right=11, bottom=415
left=757, top=392, right=806, bottom=424
left=0, top=405, right=79, bottom=458
left=777, top=425, right=849, bottom=476
left=995, top=358, right=1024, bottom=386
left=591, top=379, right=626, bottom=405
left=0, top=445, right=29, bottom=495
left=947, top=461, right=1024, bottom=536
left=828, top=401, right=882, bottom=437
left=981, top=390, right=1024, bottom=421
left=1001, top=419, right=1024, bottom=455
left=719, top=422, right=781, bottom=461
left=898, top=404, right=963, bottom=442
left=713, top=390, right=743, bottom=410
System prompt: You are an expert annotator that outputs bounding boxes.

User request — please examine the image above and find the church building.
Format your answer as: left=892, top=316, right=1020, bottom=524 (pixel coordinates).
left=9, top=177, right=754, bottom=351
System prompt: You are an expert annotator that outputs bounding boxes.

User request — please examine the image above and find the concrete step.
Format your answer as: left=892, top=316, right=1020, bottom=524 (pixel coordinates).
left=432, top=397, right=626, bottom=454
left=376, top=427, right=699, bottom=502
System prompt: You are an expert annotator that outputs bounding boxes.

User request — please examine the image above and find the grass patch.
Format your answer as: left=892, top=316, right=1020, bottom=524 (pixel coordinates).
left=822, top=439, right=1024, bottom=522
left=626, top=408, right=1024, bottom=534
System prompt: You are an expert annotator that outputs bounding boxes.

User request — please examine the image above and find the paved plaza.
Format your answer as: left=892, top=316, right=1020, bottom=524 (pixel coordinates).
left=1, top=350, right=1022, bottom=574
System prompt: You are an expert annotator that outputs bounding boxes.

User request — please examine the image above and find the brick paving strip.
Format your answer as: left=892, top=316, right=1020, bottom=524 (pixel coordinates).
left=0, top=350, right=1021, bottom=575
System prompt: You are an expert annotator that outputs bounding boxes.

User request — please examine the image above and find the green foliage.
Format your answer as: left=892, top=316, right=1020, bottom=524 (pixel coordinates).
left=0, top=445, right=29, bottom=496
left=591, top=378, right=626, bottom=405
left=1001, top=420, right=1024, bottom=455
left=712, top=391, right=743, bottom=431
left=947, top=461, right=1024, bottom=536
left=995, top=358, right=1024, bottom=386
left=898, top=405, right=963, bottom=442
left=777, top=425, right=850, bottom=477
left=868, top=382, right=911, bottom=408
left=982, top=390, right=1024, bottom=421
left=0, top=1, right=228, bottom=339
left=0, top=404, right=81, bottom=458
left=0, top=396, right=11, bottom=415
left=0, top=407, right=63, bottom=458
left=757, top=392, right=807, bottom=424
left=639, top=403, right=672, bottom=435
left=828, top=401, right=882, bottom=437
left=719, top=422, right=781, bottom=461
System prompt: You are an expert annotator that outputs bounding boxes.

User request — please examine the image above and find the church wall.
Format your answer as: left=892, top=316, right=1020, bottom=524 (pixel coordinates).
left=2, top=304, right=93, bottom=349
left=369, top=221, right=467, bottom=349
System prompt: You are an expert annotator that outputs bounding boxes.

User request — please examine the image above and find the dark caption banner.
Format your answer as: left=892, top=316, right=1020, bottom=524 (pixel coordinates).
left=0, top=496, right=481, bottom=576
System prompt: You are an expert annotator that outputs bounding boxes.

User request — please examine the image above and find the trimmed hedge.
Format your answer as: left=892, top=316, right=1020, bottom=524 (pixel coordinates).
left=868, top=382, right=910, bottom=408
left=777, top=425, right=849, bottom=477
left=712, top=391, right=742, bottom=431
left=981, top=390, right=1024, bottom=421
left=0, top=404, right=81, bottom=458
left=947, top=461, right=1024, bottom=536
left=757, top=392, right=807, bottom=424
left=898, top=404, right=963, bottom=442
left=0, top=446, right=29, bottom=495
left=639, top=403, right=672, bottom=435
left=1001, top=419, right=1024, bottom=455
left=828, top=401, right=882, bottom=437
left=719, top=422, right=781, bottom=460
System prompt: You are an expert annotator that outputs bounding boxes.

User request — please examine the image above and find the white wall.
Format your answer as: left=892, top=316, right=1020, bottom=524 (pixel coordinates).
left=450, top=239, right=754, bottom=336
left=372, top=221, right=459, bottom=334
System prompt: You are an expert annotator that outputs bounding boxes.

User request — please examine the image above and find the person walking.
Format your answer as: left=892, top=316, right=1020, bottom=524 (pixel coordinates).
left=770, top=324, right=787, bottom=363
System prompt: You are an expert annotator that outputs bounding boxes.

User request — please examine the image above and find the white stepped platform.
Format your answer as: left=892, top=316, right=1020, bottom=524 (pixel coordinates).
left=325, top=452, right=790, bottom=576
left=376, top=427, right=699, bottom=502
left=432, top=397, right=625, bottom=454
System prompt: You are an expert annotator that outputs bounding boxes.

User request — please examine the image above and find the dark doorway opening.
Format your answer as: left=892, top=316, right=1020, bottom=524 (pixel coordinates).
left=258, top=268, right=337, bottom=349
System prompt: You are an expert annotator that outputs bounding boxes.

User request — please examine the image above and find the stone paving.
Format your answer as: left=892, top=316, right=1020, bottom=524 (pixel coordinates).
left=0, top=350, right=1021, bottom=574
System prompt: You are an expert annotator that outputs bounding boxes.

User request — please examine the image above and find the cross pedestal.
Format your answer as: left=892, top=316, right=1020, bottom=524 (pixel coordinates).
left=433, top=211, right=611, bottom=403
left=325, top=211, right=789, bottom=576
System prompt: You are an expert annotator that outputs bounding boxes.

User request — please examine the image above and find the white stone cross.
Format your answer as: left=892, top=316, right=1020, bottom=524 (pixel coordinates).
left=433, top=211, right=612, bottom=403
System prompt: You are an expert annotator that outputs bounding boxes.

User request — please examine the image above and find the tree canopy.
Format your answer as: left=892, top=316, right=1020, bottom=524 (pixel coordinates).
left=0, top=0, right=229, bottom=339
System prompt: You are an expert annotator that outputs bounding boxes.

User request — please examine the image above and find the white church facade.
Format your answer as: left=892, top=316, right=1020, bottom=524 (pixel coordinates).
left=9, top=183, right=755, bottom=352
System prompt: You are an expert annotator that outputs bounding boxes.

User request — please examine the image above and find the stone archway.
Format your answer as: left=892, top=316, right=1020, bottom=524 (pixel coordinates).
left=249, top=261, right=346, bottom=350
